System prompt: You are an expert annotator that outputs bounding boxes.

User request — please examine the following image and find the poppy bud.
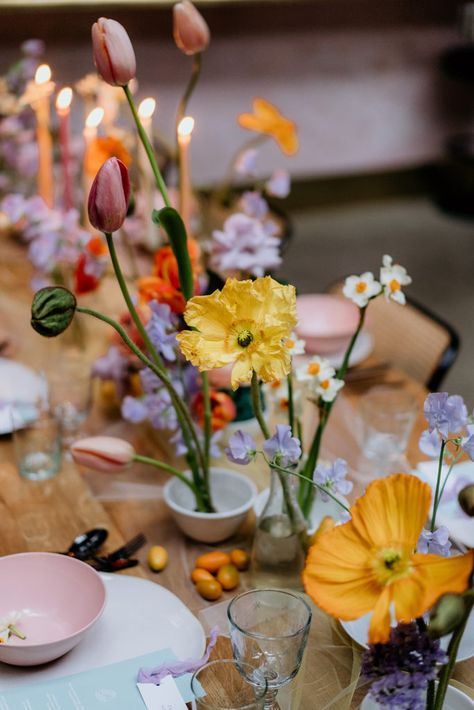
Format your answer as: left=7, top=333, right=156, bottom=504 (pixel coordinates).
left=458, top=484, right=474, bottom=517
left=428, top=593, right=466, bottom=639
left=173, top=1, right=210, bottom=56
left=71, top=436, right=135, bottom=473
left=31, top=286, right=77, bottom=338
left=92, top=17, right=136, bottom=86
left=88, top=157, right=131, bottom=233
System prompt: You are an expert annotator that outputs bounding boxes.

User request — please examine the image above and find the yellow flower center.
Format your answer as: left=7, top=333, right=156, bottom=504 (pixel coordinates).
left=390, top=279, right=401, bottom=292
left=373, top=547, right=412, bottom=586
left=285, top=339, right=295, bottom=349
left=320, top=379, right=330, bottom=390
left=308, top=363, right=320, bottom=376
left=356, top=282, right=367, bottom=293
left=237, top=329, right=254, bottom=348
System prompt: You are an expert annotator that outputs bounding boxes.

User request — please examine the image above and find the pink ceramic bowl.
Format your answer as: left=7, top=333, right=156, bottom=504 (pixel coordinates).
left=296, top=294, right=359, bottom=354
left=0, top=552, right=106, bottom=666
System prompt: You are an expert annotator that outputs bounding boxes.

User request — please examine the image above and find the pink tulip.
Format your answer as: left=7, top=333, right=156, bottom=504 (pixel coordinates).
left=70, top=436, right=135, bottom=473
left=173, top=1, right=210, bottom=56
left=92, top=17, right=136, bottom=86
left=88, top=157, right=131, bottom=233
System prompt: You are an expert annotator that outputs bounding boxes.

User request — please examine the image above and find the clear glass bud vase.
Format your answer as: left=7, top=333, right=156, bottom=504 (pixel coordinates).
left=251, top=469, right=307, bottom=590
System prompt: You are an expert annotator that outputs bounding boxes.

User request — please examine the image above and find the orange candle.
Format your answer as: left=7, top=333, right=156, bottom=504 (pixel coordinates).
left=55, top=87, right=73, bottom=211
left=138, top=97, right=157, bottom=248
left=83, top=107, right=104, bottom=226
left=33, top=64, right=54, bottom=207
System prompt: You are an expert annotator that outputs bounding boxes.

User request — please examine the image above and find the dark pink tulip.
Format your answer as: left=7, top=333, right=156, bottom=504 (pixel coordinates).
left=88, top=158, right=131, bottom=233
left=173, top=1, right=210, bottom=56
left=92, top=17, right=136, bottom=86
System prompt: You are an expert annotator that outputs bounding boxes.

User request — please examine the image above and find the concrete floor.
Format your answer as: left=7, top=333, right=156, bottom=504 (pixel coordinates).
left=276, top=196, right=474, bottom=407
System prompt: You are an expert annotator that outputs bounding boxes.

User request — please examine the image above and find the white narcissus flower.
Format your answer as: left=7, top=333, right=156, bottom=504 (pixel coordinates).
left=283, top=333, right=306, bottom=356
left=342, top=272, right=382, bottom=308
left=295, top=356, right=334, bottom=383
left=315, top=376, right=345, bottom=402
left=380, top=254, right=412, bottom=304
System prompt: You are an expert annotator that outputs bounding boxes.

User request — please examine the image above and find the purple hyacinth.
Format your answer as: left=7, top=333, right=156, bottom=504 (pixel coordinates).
left=225, top=430, right=257, bottom=465
left=423, top=393, right=468, bottom=439
left=313, top=458, right=353, bottom=502
left=362, top=622, right=447, bottom=710
left=263, top=424, right=301, bottom=467
left=417, top=526, right=452, bottom=556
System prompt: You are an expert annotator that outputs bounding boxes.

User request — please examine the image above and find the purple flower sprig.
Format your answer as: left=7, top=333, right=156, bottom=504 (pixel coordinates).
left=313, top=459, right=353, bottom=502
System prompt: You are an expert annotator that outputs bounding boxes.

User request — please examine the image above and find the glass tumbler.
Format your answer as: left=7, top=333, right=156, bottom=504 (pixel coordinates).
left=191, top=660, right=267, bottom=710
left=228, top=589, right=312, bottom=710
left=13, top=412, right=61, bottom=481
left=48, top=353, right=92, bottom=446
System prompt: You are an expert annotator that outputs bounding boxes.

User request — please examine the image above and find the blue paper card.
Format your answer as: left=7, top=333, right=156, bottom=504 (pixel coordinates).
left=0, top=649, right=194, bottom=709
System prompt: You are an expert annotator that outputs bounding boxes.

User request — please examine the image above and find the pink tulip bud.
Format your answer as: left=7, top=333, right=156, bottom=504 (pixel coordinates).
left=173, top=1, right=210, bottom=56
left=92, top=17, right=136, bottom=86
left=88, top=157, right=131, bottom=233
left=71, top=436, right=135, bottom=473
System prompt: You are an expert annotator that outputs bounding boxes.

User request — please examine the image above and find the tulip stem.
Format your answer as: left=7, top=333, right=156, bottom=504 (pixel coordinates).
left=123, top=84, right=171, bottom=208
left=176, top=53, right=201, bottom=141
left=104, top=232, right=207, bottom=481
left=133, top=454, right=208, bottom=511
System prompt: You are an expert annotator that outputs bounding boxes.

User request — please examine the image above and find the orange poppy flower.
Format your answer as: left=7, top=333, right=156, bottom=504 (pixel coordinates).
left=191, top=389, right=237, bottom=431
left=137, top=275, right=186, bottom=315
left=238, top=98, right=299, bottom=156
left=303, top=474, right=473, bottom=644
left=153, top=238, right=201, bottom=290
left=84, top=136, right=132, bottom=177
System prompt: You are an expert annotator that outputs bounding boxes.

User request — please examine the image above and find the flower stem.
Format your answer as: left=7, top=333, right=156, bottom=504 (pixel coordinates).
left=287, top=371, right=295, bottom=435
left=437, top=450, right=464, bottom=510
left=268, top=459, right=351, bottom=514
left=123, top=84, right=171, bottom=208
left=201, top=371, right=212, bottom=480
left=432, top=594, right=474, bottom=710
left=431, top=439, right=447, bottom=532
left=133, top=454, right=209, bottom=512
left=251, top=370, right=270, bottom=439
left=176, top=53, right=201, bottom=143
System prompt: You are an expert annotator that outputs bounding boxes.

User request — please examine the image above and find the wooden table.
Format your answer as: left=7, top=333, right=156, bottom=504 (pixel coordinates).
left=0, top=242, right=472, bottom=708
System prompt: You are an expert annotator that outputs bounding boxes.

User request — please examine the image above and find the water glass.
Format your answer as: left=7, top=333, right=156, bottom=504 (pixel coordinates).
left=359, top=385, right=418, bottom=468
left=227, top=589, right=312, bottom=710
left=48, top=353, right=92, bottom=445
left=191, top=660, right=267, bottom=710
left=13, top=412, right=61, bottom=481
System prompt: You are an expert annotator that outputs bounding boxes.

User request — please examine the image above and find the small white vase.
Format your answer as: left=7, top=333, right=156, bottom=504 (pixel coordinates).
left=163, top=467, right=257, bottom=543
left=361, top=684, right=474, bottom=709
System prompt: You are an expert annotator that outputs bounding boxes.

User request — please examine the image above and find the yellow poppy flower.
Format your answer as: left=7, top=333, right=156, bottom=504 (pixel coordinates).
left=176, top=276, right=297, bottom=390
left=238, top=98, right=299, bottom=156
left=303, top=474, right=473, bottom=644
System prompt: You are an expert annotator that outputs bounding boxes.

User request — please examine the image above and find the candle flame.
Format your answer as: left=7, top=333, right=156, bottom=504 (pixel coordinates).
left=178, top=116, right=195, bottom=138
left=138, top=97, right=156, bottom=120
left=85, top=107, right=105, bottom=129
left=35, top=64, right=52, bottom=85
left=56, top=87, right=73, bottom=111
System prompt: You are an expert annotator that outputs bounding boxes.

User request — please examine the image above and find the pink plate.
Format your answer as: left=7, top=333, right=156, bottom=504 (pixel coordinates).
left=0, top=552, right=106, bottom=666
left=296, top=294, right=359, bottom=354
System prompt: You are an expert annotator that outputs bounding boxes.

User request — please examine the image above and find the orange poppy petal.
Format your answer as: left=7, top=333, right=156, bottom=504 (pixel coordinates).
left=392, top=575, right=427, bottom=624
left=274, top=125, right=299, bottom=156
left=368, top=586, right=392, bottom=644
left=413, top=551, right=474, bottom=611
left=350, top=474, right=431, bottom=550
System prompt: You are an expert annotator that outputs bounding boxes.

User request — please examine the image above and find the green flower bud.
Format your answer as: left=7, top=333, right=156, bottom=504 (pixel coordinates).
left=458, top=484, right=474, bottom=517
left=428, top=593, right=466, bottom=639
left=31, top=286, right=77, bottom=337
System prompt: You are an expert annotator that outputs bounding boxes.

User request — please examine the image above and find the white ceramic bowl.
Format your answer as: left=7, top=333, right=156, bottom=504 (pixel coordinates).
left=296, top=294, right=359, bottom=354
left=0, top=552, right=106, bottom=666
left=163, top=467, right=257, bottom=543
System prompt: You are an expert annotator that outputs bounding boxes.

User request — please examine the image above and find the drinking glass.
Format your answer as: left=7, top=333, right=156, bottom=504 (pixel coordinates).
left=191, top=660, right=267, bottom=710
left=359, top=385, right=418, bottom=471
left=227, top=589, right=312, bottom=710
left=48, top=353, right=92, bottom=446
left=12, top=411, right=61, bottom=481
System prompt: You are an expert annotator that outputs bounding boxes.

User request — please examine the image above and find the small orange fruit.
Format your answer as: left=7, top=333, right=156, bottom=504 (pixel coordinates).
left=147, top=545, right=168, bottom=572
left=230, top=549, right=250, bottom=571
left=196, top=578, right=223, bottom=601
left=191, top=568, right=214, bottom=585
left=217, top=564, right=240, bottom=591
left=195, top=551, right=231, bottom=574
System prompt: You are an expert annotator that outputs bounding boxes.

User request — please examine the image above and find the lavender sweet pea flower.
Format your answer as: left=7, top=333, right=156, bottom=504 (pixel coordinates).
left=462, top=433, right=474, bottom=461
left=418, top=429, right=442, bottom=458
left=210, top=213, right=281, bottom=278
left=265, top=168, right=290, bottom=198
left=239, top=191, right=269, bottom=220
left=417, top=526, right=452, bottom=556
left=313, top=458, right=353, bottom=501
left=234, top=148, right=258, bottom=175
left=424, top=392, right=468, bottom=438
left=92, top=346, right=130, bottom=398
left=225, top=430, right=257, bottom=465
left=263, top=424, right=301, bottom=467
left=121, top=396, right=148, bottom=424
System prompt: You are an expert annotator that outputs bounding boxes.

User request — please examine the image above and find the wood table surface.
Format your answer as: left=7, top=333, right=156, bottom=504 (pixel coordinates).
left=0, top=240, right=472, bottom=708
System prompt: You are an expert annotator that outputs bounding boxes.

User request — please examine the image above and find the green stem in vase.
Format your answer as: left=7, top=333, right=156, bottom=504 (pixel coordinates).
left=430, top=439, right=447, bottom=532
left=287, top=371, right=295, bottom=435
left=133, top=454, right=208, bottom=512
left=123, top=84, right=171, bottom=208
left=201, top=371, right=212, bottom=479
left=251, top=370, right=270, bottom=439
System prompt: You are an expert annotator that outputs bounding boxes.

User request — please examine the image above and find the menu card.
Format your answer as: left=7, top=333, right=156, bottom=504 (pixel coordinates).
left=0, top=649, right=194, bottom=709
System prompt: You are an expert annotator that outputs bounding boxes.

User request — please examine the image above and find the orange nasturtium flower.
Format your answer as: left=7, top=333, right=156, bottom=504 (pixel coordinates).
left=303, top=474, right=473, bottom=644
left=238, top=98, right=299, bottom=156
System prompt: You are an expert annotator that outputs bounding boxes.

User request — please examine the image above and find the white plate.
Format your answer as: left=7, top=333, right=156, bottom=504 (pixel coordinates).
left=340, top=611, right=474, bottom=663
left=254, top=487, right=349, bottom=535
left=0, top=359, right=44, bottom=434
left=0, top=574, right=206, bottom=690
left=414, top=461, right=474, bottom=550
left=361, top=683, right=474, bottom=709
